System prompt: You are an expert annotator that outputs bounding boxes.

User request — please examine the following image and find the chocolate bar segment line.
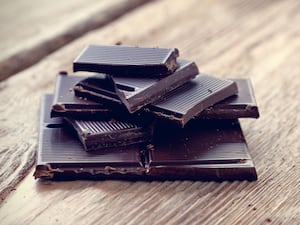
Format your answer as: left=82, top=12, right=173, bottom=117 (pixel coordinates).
left=145, top=74, right=238, bottom=126
left=35, top=94, right=146, bottom=179
left=73, top=59, right=199, bottom=113
left=146, top=119, right=257, bottom=181
left=35, top=94, right=257, bottom=181
left=65, top=117, right=152, bottom=151
left=73, top=45, right=179, bottom=76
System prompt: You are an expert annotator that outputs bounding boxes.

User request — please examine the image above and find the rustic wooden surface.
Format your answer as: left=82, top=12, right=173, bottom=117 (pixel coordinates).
left=0, top=0, right=152, bottom=80
left=0, top=0, right=300, bottom=224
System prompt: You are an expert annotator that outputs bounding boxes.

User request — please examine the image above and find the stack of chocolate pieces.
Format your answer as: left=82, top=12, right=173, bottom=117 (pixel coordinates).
left=34, top=45, right=259, bottom=181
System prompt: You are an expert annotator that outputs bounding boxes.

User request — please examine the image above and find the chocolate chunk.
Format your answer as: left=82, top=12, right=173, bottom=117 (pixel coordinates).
left=144, top=74, right=238, bottom=126
left=73, top=45, right=179, bottom=77
left=51, top=75, right=258, bottom=121
left=51, top=72, right=113, bottom=118
left=65, top=117, right=153, bottom=151
left=146, top=119, right=257, bottom=181
left=35, top=94, right=257, bottom=181
left=73, top=59, right=199, bottom=113
left=73, top=74, right=128, bottom=109
left=199, top=79, right=260, bottom=119
left=35, top=94, right=146, bottom=180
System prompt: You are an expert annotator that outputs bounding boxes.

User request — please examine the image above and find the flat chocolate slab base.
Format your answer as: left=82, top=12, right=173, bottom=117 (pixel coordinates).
left=51, top=75, right=258, bottom=120
left=35, top=94, right=257, bottom=181
left=73, top=45, right=179, bottom=77
left=147, top=119, right=257, bottom=181
left=35, top=95, right=145, bottom=180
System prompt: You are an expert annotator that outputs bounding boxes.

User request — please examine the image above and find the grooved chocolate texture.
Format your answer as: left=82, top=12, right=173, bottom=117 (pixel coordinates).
left=34, top=94, right=257, bottom=181
left=145, top=74, right=238, bottom=126
left=51, top=75, right=258, bottom=121
left=35, top=94, right=145, bottom=180
left=199, top=79, right=259, bottom=119
left=73, top=45, right=179, bottom=77
left=73, top=59, right=198, bottom=113
left=65, top=118, right=152, bottom=151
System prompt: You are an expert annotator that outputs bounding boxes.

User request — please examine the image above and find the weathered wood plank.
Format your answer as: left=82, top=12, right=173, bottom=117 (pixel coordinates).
left=0, top=0, right=300, bottom=224
left=0, top=0, right=153, bottom=80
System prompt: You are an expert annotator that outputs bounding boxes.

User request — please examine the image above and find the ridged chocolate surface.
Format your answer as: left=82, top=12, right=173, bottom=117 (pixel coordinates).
left=39, top=129, right=143, bottom=165
left=75, top=45, right=175, bottom=65
left=52, top=75, right=258, bottom=120
left=151, top=75, right=237, bottom=114
left=73, top=59, right=198, bottom=113
left=73, top=45, right=179, bottom=76
left=146, top=74, right=238, bottom=126
left=65, top=117, right=151, bottom=151
left=39, top=95, right=143, bottom=166
left=71, top=119, right=139, bottom=134
left=35, top=94, right=257, bottom=181
left=199, top=79, right=260, bottom=118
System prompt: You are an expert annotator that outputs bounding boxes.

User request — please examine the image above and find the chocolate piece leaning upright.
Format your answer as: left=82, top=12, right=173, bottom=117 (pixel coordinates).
left=34, top=94, right=146, bottom=180
left=144, top=74, right=238, bottom=126
left=65, top=117, right=153, bottom=151
left=73, top=59, right=199, bottom=113
left=73, top=45, right=179, bottom=77
left=146, top=119, right=257, bottom=181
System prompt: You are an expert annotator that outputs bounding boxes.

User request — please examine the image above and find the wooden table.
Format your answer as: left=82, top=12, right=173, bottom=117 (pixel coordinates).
left=0, top=0, right=150, bottom=80
left=0, top=0, right=299, bottom=224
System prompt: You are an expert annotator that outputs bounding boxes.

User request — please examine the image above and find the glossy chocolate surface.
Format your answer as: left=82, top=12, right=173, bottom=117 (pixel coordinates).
left=145, top=74, right=238, bottom=126
left=73, top=59, right=199, bottom=113
left=199, top=79, right=259, bottom=119
left=52, top=75, right=258, bottom=121
left=73, top=45, right=179, bottom=77
left=35, top=95, right=145, bottom=180
left=147, top=119, right=257, bottom=181
left=35, top=94, right=257, bottom=181
left=65, top=117, right=152, bottom=151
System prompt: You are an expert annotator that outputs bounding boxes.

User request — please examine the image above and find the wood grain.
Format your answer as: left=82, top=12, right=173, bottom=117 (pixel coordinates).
left=0, top=0, right=153, bottom=80
left=0, top=0, right=300, bottom=224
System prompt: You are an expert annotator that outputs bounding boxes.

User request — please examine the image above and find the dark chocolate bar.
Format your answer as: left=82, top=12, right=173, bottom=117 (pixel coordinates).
left=65, top=117, right=152, bottom=151
left=144, top=74, right=238, bottom=126
left=35, top=94, right=146, bottom=180
left=73, top=73, right=129, bottom=110
left=146, top=119, right=257, bottom=181
left=51, top=72, right=113, bottom=118
left=73, top=59, right=199, bottom=113
left=199, top=79, right=259, bottom=119
left=34, top=94, right=257, bottom=181
left=73, top=45, right=179, bottom=77
left=51, top=75, right=258, bottom=120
